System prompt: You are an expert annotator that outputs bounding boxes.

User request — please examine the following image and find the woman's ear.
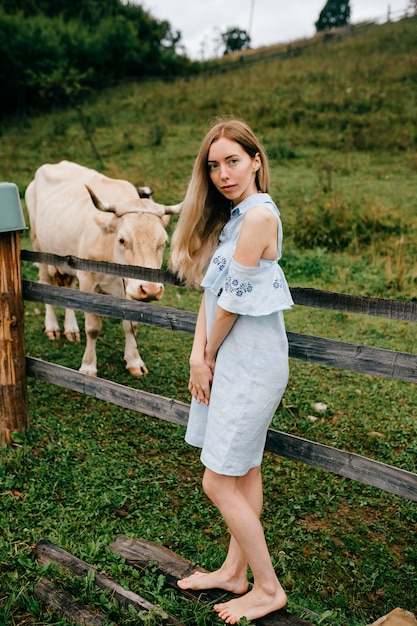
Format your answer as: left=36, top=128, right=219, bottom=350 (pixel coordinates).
left=253, top=153, right=261, bottom=172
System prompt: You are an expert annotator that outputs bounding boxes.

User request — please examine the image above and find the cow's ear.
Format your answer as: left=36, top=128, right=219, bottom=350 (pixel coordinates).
left=93, top=211, right=117, bottom=233
left=137, top=186, right=152, bottom=199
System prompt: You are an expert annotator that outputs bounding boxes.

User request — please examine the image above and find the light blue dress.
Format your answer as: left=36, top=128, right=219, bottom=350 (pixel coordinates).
left=185, top=193, right=294, bottom=476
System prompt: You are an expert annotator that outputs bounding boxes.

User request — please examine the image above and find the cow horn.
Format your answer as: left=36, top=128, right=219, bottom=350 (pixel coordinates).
left=85, top=185, right=182, bottom=218
left=85, top=184, right=117, bottom=214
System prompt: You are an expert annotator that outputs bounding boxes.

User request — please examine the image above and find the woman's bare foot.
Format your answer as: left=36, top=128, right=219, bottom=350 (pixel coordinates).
left=214, top=585, right=287, bottom=624
left=177, top=569, right=248, bottom=595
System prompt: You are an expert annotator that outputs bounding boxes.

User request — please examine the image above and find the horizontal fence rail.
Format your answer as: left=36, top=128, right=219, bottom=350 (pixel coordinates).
left=26, top=357, right=417, bottom=502
left=21, top=249, right=185, bottom=287
left=265, top=429, right=417, bottom=502
left=289, top=288, right=417, bottom=322
left=287, top=332, right=417, bottom=383
left=23, top=280, right=196, bottom=334
left=21, top=251, right=417, bottom=321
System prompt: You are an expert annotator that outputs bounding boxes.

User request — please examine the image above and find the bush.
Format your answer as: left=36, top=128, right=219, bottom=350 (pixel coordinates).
left=293, top=194, right=404, bottom=251
left=0, top=5, right=194, bottom=116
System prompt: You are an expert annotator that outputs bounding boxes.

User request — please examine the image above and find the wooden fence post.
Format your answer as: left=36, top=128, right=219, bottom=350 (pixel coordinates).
left=0, top=182, right=29, bottom=445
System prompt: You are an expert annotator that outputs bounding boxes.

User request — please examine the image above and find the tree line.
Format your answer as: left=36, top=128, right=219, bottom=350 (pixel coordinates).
left=0, top=0, right=196, bottom=117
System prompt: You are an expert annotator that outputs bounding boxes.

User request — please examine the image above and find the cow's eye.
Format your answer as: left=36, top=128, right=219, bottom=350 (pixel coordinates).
left=119, top=237, right=125, bottom=245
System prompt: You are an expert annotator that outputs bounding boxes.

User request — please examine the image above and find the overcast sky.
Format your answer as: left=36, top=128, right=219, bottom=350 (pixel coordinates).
left=142, top=0, right=409, bottom=59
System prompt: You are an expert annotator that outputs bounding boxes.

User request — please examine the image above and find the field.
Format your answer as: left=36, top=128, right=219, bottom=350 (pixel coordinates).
left=1, top=15, right=416, bottom=626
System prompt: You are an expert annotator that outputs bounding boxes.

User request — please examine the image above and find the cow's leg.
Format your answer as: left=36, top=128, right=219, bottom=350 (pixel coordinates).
left=76, top=272, right=102, bottom=376
left=44, top=304, right=61, bottom=339
left=64, top=308, right=81, bottom=342
left=77, top=273, right=148, bottom=377
left=79, top=311, right=102, bottom=377
left=63, top=276, right=81, bottom=342
left=123, top=319, right=148, bottom=377
left=37, top=263, right=61, bottom=340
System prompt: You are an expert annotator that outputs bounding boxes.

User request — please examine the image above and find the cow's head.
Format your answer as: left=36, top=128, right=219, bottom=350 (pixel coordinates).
left=85, top=184, right=181, bottom=302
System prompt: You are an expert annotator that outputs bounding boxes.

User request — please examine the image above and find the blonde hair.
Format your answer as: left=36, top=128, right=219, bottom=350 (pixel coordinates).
left=169, top=118, right=270, bottom=287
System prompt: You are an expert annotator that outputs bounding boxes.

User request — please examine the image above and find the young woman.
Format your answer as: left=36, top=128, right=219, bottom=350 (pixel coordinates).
left=170, top=118, right=294, bottom=624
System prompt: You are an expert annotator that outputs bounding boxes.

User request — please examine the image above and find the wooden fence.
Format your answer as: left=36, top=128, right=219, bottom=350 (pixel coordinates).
left=20, top=249, right=417, bottom=502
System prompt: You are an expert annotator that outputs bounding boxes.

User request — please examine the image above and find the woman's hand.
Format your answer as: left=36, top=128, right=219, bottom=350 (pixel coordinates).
left=189, top=357, right=213, bottom=405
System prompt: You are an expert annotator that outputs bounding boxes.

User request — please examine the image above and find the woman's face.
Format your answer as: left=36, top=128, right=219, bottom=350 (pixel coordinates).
left=207, top=137, right=260, bottom=206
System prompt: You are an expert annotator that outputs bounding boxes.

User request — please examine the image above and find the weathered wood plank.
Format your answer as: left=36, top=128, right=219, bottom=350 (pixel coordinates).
left=26, top=357, right=190, bottom=427
left=290, top=287, right=417, bottom=322
left=108, top=537, right=314, bottom=626
left=34, top=578, right=111, bottom=626
left=287, top=332, right=417, bottom=383
left=21, top=249, right=184, bottom=285
left=33, top=540, right=183, bottom=625
left=265, top=429, right=417, bottom=502
left=26, top=358, right=417, bottom=501
left=23, top=280, right=196, bottom=334
left=0, top=231, right=29, bottom=445
left=22, top=249, right=417, bottom=321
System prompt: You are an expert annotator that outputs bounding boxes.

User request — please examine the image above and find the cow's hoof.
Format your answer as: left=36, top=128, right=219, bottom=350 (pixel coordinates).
left=127, top=364, right=149, bottom=377
left=64, top=331, right=81, bottom=342
left=45, top=329, right=61, bottom=340
left=79, top=367, right=98, bottom=377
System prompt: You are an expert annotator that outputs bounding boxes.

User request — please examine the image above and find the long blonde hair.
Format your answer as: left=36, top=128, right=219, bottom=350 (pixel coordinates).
left=169, top=118, right=270, bottom=287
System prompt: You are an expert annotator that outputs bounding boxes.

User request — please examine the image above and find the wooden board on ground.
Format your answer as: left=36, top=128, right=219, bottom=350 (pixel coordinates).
left=109, top=536, right=314, bottom=626
left=34, top=578, right=113, bottom=626
left=33, top=540, right=183, bottom=625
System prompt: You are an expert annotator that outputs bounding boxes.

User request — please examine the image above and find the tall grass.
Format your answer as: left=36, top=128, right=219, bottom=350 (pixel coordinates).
left=1, top=16, right=416, bottom=626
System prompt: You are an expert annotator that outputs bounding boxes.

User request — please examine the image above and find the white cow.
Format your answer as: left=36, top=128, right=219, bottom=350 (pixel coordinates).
left=25, top=160, right=181, bottom=377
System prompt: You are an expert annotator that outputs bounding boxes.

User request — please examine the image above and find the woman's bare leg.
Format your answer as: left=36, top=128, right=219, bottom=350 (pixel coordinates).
left=182, top=467, right=287, bottom=624
left=177, top=467, right=263, bottom=594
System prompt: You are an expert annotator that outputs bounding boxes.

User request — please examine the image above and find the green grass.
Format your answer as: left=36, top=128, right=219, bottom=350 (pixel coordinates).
left=1, top=15, right=417, bottom=626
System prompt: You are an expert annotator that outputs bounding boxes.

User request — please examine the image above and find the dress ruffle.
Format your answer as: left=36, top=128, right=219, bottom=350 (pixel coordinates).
left=217, top=258, right=293, bottom=315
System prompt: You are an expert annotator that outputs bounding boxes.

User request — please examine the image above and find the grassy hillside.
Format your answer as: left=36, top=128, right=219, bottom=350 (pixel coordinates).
left=1, top=15, right=416, bottom=626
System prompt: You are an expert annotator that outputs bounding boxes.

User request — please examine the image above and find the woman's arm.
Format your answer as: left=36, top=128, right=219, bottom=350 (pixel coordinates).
left=234, top=205, right=278, bottom=266
left=189, top=294, right=213, bottom=405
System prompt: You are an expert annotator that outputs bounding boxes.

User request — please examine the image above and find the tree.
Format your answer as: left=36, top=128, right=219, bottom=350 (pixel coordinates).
left=0, top=1, right=194, bottom=117
left=221, top=26, right=251, bottom=55
left=315, top=0, right=350, bottom=31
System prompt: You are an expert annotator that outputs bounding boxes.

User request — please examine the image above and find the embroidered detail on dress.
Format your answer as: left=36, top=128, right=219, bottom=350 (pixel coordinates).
left=212, top=255, right=227, bottom=271
left=273, top=278, right=283, bottom=289
left=224, top=276, right=254, bottom=297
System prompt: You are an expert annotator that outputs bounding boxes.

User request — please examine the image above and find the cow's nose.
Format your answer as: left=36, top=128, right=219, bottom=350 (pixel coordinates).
left=137, top=283, right=164, bottom=301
